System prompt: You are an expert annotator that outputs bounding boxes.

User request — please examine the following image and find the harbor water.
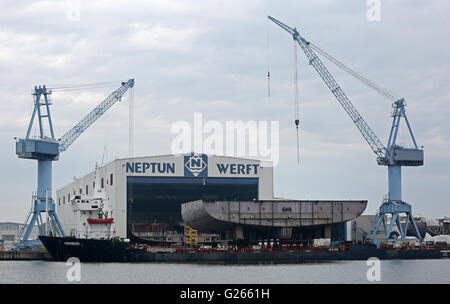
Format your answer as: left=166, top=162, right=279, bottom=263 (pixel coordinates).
left=0, top=259, right=449, bottom=284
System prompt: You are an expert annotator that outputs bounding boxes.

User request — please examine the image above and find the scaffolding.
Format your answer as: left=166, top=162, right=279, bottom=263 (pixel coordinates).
left=184, top=225, right=198, bottom=246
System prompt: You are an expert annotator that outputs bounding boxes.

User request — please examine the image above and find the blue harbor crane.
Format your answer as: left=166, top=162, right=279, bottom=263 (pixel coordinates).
left=268, top=16, right=424, bottom=242
left=15, top=79, right=134, bottom=249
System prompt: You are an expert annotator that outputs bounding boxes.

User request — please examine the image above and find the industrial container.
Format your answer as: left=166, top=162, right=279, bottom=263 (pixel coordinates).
left=313, top=238, right=331, bottom=247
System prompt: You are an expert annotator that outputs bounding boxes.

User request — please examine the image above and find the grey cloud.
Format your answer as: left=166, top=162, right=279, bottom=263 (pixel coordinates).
left=1, top=0, right=449, bottom=221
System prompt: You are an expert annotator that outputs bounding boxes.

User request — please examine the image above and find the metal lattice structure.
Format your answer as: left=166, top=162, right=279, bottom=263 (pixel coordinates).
left=269, top=16, right=423, bottom=242
left=59, top=79, right=134, bottom=152
left=15, top=79, right=134, bottom=249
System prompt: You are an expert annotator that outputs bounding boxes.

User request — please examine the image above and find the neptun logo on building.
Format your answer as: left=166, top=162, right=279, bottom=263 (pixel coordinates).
left=184, top=154, right=208, bottom=177
left=124, top=154, right=260, bottom=177
left=125, top=162, right=175, bottom=174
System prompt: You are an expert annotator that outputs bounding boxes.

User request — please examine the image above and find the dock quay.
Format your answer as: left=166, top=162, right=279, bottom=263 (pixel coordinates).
left=0, top=250, right=52, bottom=261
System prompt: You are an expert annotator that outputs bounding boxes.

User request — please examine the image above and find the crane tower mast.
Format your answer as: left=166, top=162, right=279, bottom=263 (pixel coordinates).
left=15, top=79, right=134, bottom=249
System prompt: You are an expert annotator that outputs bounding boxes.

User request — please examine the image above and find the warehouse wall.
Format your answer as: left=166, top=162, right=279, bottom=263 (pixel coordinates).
left=56, top=154, right=274, bottom=238
left=56, top=160, right=118, bottom=236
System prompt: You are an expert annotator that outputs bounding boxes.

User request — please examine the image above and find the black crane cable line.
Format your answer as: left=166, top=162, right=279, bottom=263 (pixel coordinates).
left=308, top=41, right=400, bottom=102
left=47, top=80, right=127, bottom=91
left=267, top=17, right=271, bottom=98
left=293, top=39, right=300, bottom=163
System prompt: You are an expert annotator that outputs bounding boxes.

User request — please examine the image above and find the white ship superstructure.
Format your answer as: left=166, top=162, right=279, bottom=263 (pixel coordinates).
left=70, top=165, right=115, bottom=239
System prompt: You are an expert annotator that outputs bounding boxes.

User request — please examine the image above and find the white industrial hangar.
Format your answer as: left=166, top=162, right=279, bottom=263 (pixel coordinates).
left=56, top=153, right=274, bottom=238
left=56, top=152, right=366, bottom=242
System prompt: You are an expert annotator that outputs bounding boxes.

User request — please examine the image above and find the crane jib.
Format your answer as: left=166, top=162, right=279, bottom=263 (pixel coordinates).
left=298, top=38, right=386, bottom=157
left=268, top=16, right=386, bottom=158
left=58, top=79, right=134, bottom=152
left=268, top=16, right=424, bottom=243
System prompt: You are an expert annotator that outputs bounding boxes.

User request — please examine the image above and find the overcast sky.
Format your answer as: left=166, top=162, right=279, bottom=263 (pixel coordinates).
left=1, top=0, right=449, bottom=222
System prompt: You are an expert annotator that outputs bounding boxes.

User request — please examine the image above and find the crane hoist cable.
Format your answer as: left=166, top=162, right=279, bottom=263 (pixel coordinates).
left=58, top=79, right=135, bottom=152
left=309, top=42, right=399, bottom=102
left=267, top=17, right=271, bottom=98
left=129, top=86, right=134, bottom=158
left=293, top=38, right=300, bottom=163
left=47, top=80, right=128, bottom=92
left=50, top=85, right=119, bottom=92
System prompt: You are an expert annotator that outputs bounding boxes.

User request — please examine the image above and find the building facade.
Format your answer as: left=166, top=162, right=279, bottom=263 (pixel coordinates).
left=56, top=154, right=274, bottom=238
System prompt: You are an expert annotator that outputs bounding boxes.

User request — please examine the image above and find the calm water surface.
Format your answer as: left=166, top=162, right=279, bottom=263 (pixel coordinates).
left=0, top=259, right=449, bottom=284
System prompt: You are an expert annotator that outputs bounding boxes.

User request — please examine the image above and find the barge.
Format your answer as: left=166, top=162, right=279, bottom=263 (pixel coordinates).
left=39, top=166, right=445, bottom=263
left=39, top=235, right=445, bottom=263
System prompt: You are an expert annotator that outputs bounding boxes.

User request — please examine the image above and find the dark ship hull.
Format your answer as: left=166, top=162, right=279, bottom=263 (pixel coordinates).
left=39, top=236, right=445, bottom=263
left=39, top=236, right=130, bottom=262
